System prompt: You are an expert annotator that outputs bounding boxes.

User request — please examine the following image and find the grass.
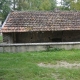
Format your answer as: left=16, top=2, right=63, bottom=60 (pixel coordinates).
left=0, top=49, right=80, bottom=80
left=0, top=35, right=3, bottom=42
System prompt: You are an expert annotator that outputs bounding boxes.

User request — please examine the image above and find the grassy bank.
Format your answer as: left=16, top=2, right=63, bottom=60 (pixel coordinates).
left=0, top=50, right=80, bottom=80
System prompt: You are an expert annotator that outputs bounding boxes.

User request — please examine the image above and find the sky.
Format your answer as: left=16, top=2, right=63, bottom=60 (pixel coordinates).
left=57, top=0, right=61, bottom=6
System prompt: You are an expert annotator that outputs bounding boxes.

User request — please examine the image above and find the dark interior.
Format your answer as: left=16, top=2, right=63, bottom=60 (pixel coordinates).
left=3, top=30, right=80, bottom=43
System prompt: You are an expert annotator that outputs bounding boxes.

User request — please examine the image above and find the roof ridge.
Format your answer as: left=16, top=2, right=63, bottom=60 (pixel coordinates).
left=10, top=10, right=80, bottom=14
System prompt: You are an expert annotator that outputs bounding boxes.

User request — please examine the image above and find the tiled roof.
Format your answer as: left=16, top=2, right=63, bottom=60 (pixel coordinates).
left=1, top=11, right=80, bottom=32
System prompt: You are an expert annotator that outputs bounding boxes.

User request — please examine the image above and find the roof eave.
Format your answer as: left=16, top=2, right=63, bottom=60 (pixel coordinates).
left=2, top=12, right=11, bottom=29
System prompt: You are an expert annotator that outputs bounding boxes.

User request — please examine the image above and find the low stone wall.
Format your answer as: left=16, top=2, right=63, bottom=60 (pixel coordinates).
left=0, top=42, right=80, bottom=53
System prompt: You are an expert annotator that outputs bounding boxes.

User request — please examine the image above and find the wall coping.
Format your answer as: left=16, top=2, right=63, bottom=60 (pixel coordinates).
left=0, top=42, right=80, bottom=46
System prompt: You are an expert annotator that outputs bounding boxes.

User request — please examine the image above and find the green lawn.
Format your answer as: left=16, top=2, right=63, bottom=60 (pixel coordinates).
left=0, top=50, right=80, bottom=80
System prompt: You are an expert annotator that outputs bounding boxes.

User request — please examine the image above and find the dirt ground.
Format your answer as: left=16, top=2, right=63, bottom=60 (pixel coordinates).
left=38, top=61, right=80, bottom=69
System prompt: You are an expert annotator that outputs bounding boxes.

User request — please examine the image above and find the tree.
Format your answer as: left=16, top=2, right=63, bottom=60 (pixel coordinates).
left=70, top=0, right=80, bottom=10
left=0, top=0, right=57, bottom=20
left=50, top=0, right=56, bottom=10
left=39, top=0, right=52, bottom=10
left=61, top=0, right=72, bottom=10
left=0, top=0, right=11, bottom=20
left=60, top=0, right=80, bottom=10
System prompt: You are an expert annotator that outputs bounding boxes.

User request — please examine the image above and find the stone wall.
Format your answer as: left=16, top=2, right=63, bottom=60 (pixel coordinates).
left=3, top=33, right=13, bottom=43
left=0, top=42, right=80, bottom=53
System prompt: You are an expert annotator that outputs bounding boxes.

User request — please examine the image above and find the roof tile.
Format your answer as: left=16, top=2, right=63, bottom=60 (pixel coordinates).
left=1, top=11, right=80, bottom=32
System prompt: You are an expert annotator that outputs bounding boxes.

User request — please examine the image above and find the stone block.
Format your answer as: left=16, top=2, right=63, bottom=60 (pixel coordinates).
left=0, top=47, right=3, bottom=52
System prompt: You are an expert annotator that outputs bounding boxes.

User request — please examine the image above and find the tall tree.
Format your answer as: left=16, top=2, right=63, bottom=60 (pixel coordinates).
left=0, top=0, right=57, bottom=20
left=61, top=0, right=72, bottom=10
left=39, top=0, right=52, bottom=10
left=50, top=0, right=56, bottom=10
left=71, top=0, right=80, bottom=10
left=0, top=0, right=11, bottom=20
left=61, top=0, right=80, bottom=10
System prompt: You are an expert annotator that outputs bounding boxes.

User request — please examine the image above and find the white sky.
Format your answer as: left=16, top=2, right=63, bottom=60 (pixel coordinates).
left=57, top=0, right=61, bottom=6
left=57, top=0, right=61, bottom=3
left=56, top=0, right=77, bottom=6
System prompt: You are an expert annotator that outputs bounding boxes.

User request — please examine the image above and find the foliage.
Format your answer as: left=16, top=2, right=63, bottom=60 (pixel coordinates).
left=61, top=0, right=80, bottom=10
left=39, top=0, right=51, bottom=10
left=0, top=0, right=11, bottom=20
left=0, top=0, right=56, bottom=20
left=1, top=0, right=80, bottom=21
left=71, top=0, right=80, bottom=10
